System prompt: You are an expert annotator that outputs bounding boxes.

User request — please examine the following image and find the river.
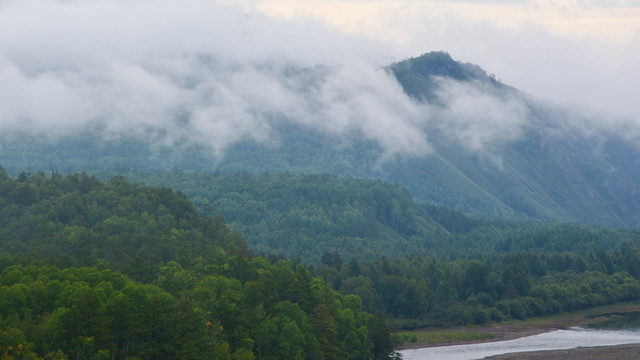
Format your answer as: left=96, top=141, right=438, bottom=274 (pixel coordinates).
left=400, top=323, right=640, bottom=360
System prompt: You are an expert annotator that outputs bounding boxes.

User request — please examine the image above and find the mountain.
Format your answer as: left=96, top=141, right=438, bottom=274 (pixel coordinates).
left=2, top=51, right=640, bottom=226
left=388, top=52, right=640, bottom=226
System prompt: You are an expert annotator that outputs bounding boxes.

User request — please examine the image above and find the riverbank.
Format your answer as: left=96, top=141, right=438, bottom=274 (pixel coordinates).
left=484, top=343, right=640, bottom=360
left=397, top=302, right=640, bottom=350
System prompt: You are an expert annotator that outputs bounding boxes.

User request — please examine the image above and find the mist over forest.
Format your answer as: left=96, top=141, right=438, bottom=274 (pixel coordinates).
left=2, top=0, right=639, bottom=158
left=3, top=1, right=640, bottom=359
left=3, top=0, right=640, bottom=225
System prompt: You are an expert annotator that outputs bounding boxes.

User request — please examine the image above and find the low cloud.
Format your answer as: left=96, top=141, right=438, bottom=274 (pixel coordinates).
left=0, top=0, right=574, bottom=164
left=0, top=0, right=436, bottom=160
left=432, top=78, right=531, bottom=156
left=303, top=64, right=432, bottom=157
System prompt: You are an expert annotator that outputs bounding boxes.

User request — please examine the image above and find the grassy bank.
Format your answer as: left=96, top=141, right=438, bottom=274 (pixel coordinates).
left=395, top=330, right=495, bottom=346
left=395, top=302, right=640, bottom=348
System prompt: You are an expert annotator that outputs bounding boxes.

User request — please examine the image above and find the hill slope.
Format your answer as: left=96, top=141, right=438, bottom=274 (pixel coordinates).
left=2, top=51, right=640, bottom=226
left=0, top=170, right=394, bottom=360
left=103, top=171, right=640, bottom=264
left=388, top=52, right=640, bottom=226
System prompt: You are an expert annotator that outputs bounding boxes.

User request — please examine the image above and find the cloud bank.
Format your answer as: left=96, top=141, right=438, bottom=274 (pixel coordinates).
left=0, top=0, right=558, bottom=162
left=432, top=78, right=531, bottom=155
left=254, top=0, right=640, bottom=122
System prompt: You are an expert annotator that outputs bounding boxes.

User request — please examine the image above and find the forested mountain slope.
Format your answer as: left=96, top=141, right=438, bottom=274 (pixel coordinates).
left=388, top=52, right=640, bottom=226
left=0, top=169, right=396, bottom=360
left=2, top=51, right=639, bottom=226
left=118, top=172, right=440, bottom=262
left=101, top=171, right=640, bottom=330
left=108, top=172, right=640, bottom=264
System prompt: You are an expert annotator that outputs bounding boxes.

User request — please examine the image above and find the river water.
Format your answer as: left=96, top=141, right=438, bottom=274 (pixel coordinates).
left=400, top=326, right=640, bottom=360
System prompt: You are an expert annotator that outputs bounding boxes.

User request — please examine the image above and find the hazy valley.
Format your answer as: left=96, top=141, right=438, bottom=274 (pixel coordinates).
left=3, top=49, right=640, bottom=359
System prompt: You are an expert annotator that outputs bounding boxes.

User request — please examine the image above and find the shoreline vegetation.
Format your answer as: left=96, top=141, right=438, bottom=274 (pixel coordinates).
left=396, top=302, right=640, bottom=351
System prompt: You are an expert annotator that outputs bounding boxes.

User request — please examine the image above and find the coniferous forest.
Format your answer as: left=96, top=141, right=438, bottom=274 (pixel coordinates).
left=0, top=168, right=397, bottom=360
left=113, top=171, right=640, bottom=328
left=5, top=165, right=640, bottom=359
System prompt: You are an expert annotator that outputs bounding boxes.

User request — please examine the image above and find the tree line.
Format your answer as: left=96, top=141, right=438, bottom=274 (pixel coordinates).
left=315, top=249, right=640, bottom=328
left=117, top=171, right=640, bottom=262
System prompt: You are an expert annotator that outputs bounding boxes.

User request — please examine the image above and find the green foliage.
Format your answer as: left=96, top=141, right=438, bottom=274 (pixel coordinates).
left=394, top=330, right=494, bottom=345
left=0, top=172, right=396, bottom=360
left=315, top=249, right=640, bottom=329
left=0, top=171, right=248, bottom=278
left=5, top=167, right=640, bottom=356
left=0, top=263, right=393, bottom=359
left=101, top=172, right=640, bottom=264
left=57, top=170, right=640, bottom=330
left=118, top=172, right=432, bottom=263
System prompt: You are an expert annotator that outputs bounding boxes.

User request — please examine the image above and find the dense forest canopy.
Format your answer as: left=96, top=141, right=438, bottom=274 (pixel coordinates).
left=108, top=171, right=640, bottom=262
left=3, top=166, right=640, bottom=356
left=114, top=172, right=429, bottom=262
left=0, top=168, right=398, bottom=360
left=315, top=248, right=640, bottom=329
left=5, top=169, right=616, bottom=334
left=97, top=171, right=640, bottom=330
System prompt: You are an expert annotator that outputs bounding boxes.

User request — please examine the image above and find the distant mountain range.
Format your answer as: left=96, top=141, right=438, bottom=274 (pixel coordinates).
left=3, top=51, right=640, bottom=227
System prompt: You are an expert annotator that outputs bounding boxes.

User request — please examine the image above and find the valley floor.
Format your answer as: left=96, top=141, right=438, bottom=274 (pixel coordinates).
left=484, top=343, right=640, bottom=360
left=397, top=302, right=640, bottom=350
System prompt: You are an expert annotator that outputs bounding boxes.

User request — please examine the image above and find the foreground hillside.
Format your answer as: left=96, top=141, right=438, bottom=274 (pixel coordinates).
left=0, top=169, right=396, bottom=360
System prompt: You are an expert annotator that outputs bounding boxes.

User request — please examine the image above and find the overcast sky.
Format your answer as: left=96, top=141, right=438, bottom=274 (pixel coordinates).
left=249, top=0, right=640, bottom=118
left=1, top=0, right=639, bottom=157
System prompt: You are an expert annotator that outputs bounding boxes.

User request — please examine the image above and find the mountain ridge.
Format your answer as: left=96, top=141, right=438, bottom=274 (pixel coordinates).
left=1, top=51, right=639, bottom=226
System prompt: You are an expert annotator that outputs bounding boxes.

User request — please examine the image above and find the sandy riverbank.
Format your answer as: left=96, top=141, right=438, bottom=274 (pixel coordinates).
left=397, top=302, right=640, bottom=352
left=483, top=343, right=640, bottom=360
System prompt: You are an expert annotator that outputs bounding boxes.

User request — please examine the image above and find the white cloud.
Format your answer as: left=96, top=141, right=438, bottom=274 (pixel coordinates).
left=252, top=0, right=640, bottom=122
left=432, top=77, right=531, bottom=156
left=0, top=56, right=95, bottom=136
left=0, top=0, right=435, bottom=159
left=305, top=63, right=432, bottom=156
left=0, top=0, right=637, bottom=163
